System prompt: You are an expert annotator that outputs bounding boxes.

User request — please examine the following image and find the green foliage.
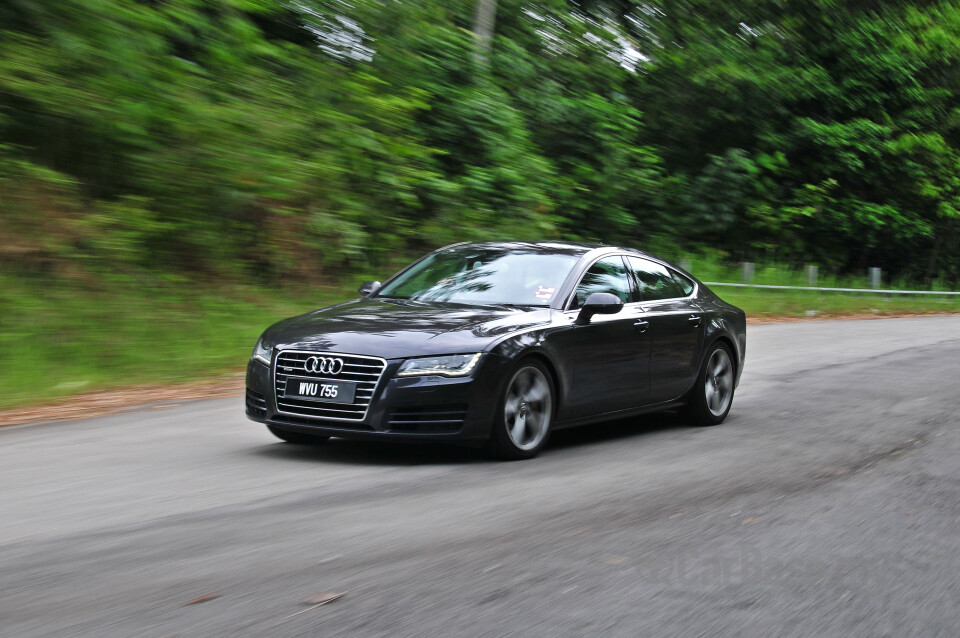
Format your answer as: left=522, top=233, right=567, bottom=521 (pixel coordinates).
left=6, top=0, right=960, bottom=407
left=2, top=0, right=960, bottom=283
left=631, top=0, right=960, bottom=278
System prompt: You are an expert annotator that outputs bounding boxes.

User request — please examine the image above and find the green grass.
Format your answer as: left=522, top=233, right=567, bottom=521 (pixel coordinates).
left=678, top=256, right=960, bottom=317
left=0, top=274, right=353, bottom=410
left=1, top=263, right=957, bottom=411
left=713, top=286, right=960, bottom=318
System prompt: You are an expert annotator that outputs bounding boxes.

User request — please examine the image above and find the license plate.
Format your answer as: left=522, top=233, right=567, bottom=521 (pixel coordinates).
left=284, top=376, right=356, bottom=404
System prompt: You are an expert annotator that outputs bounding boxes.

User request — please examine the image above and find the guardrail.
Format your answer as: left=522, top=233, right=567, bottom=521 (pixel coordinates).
left=703, top=282, right=960, bottom=296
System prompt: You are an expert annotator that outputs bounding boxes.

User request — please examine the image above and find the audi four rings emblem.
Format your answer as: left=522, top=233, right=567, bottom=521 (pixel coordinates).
left=304, top=356, right=344, bottom=375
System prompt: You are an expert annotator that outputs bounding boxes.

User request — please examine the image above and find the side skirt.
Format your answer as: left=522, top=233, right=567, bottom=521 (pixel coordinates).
left=552, top=399, right=686, bottom=430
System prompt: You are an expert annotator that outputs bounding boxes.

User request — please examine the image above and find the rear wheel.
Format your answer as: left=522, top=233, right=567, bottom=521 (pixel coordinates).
left=491, top=360, right=555, bottom=460
left=267, top=425, right=330, bottom=445
left=680, top=342, right=736, bottom=426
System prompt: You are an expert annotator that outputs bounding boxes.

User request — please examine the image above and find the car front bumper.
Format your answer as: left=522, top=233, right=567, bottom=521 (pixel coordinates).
left=245, top=353, right=510, bottom=443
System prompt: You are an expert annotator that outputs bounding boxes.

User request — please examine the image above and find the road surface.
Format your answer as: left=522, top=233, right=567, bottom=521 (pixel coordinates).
left=2, top=316, right=959, bottom=637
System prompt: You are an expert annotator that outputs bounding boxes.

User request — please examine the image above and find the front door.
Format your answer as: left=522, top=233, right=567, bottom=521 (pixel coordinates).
left=554, top=255, right=651, bottom=420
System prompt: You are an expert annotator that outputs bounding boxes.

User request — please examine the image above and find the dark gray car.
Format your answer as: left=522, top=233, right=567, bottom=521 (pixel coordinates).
left=246, top=241, right=746, bottom=459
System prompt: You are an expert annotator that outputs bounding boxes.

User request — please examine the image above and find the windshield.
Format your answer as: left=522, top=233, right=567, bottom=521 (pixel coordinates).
left=376, top=248, right=578, bottom=307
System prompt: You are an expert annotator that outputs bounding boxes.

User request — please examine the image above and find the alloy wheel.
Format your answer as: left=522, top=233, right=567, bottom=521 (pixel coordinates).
left=503, top=365, right=553, bottom=451
left=704, top=348, right=734, bottom=417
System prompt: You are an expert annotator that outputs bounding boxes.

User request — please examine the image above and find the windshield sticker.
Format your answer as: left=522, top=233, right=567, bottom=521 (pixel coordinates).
left=534, top=286, right=556, bottom=300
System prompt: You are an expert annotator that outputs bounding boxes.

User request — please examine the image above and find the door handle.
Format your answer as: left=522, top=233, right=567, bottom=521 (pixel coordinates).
left=634, top=320, right=649, bottom=333
left=688, top=315, right=702, bottom=327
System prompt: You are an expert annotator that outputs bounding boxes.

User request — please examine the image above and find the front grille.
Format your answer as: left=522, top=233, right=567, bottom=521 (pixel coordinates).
left=246, top=389, right=267, bottom=418
left=274, top=350, right=386, bottom=422
left=387, top=405, right=468, bottom=433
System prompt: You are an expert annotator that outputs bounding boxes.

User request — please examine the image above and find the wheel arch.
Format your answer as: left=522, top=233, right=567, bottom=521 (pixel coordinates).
left=707, top=334, right=738, bottom=371
left=489, top=328, right=565, bottom=412
left=490, top=349, right=561, bottom=459
left=512, top=349, right=562, bottom=412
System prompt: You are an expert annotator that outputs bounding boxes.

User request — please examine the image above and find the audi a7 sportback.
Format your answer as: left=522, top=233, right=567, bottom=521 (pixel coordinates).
left=246, top=241, right=746, bottom=459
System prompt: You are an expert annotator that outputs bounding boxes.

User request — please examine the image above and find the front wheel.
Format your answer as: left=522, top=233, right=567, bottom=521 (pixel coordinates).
left=680, top=343, right=736, bottom=426
left=267, top=425, right=330, bottom=445
left=491, top=360, right=555, bottom=460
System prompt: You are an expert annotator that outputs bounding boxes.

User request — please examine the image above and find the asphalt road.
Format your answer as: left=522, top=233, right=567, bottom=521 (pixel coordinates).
left=2, top=316, right=959, bottom=637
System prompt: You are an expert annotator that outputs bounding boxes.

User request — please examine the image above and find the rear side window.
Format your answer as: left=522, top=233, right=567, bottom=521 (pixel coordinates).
left=672, top=270, right=695, bottom=296
left=627, top=257, right=685, bottom=301
left=570, top=256, right=631, bottom=309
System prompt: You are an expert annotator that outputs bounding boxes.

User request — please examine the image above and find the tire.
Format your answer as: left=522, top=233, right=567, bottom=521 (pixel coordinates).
left=491, top=359, right=555, bottom=460
left=680, top=342, right=736, bottom=426
left=267, top=425, right=330, bottom=445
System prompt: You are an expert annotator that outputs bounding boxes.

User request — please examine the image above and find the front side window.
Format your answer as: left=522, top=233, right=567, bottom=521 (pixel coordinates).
left=569, top=256, right=632, bottom=309
left=627, top=257, right=685, bottom=301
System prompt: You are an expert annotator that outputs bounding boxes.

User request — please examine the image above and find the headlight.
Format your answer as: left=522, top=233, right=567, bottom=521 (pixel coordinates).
left=251, top=337, right=273, bottom=365
left=397, top=353, right=482, bottom=377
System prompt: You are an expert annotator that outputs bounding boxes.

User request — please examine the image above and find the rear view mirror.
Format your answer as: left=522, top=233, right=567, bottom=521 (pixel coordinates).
left=359, top=281, right=381, bottom=297
left=575, top=292, right=623, bottom=325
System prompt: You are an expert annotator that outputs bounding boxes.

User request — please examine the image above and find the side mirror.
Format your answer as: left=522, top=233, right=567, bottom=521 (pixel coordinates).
left=359, top=280, right=381, bottom=297
left=575, top=292, right=623, bottom=325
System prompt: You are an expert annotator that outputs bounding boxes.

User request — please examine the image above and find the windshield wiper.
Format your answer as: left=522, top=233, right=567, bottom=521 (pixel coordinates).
left=376, top=297, right=414, bottom=306
left=493, top=302, right=540, bottom=310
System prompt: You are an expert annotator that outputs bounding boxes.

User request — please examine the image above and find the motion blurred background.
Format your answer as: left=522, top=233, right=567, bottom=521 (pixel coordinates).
left=2, top=0, right=960, bottom=408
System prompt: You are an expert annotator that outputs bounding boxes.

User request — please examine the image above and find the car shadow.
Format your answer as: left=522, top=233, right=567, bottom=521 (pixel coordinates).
left=249, top=411, right=693, bottom=467
left=548, top=410, right=687, bottom=451
left=251, top=437, right=492, bottom=466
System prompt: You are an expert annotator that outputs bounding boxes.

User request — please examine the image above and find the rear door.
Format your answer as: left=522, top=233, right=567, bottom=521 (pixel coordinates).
left=626, top=257, right=704, bottom=403
left=553, top=255, right=651, bottom=420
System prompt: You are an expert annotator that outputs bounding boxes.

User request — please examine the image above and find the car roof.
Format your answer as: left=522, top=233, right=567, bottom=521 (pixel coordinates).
left=439, top=241, right=661, bottom=262
left=436, top=241, right=593, bottom=257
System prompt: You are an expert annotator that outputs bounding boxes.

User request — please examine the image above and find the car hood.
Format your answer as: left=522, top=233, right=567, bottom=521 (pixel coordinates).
left=266, top=298, right=554, bottom=359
